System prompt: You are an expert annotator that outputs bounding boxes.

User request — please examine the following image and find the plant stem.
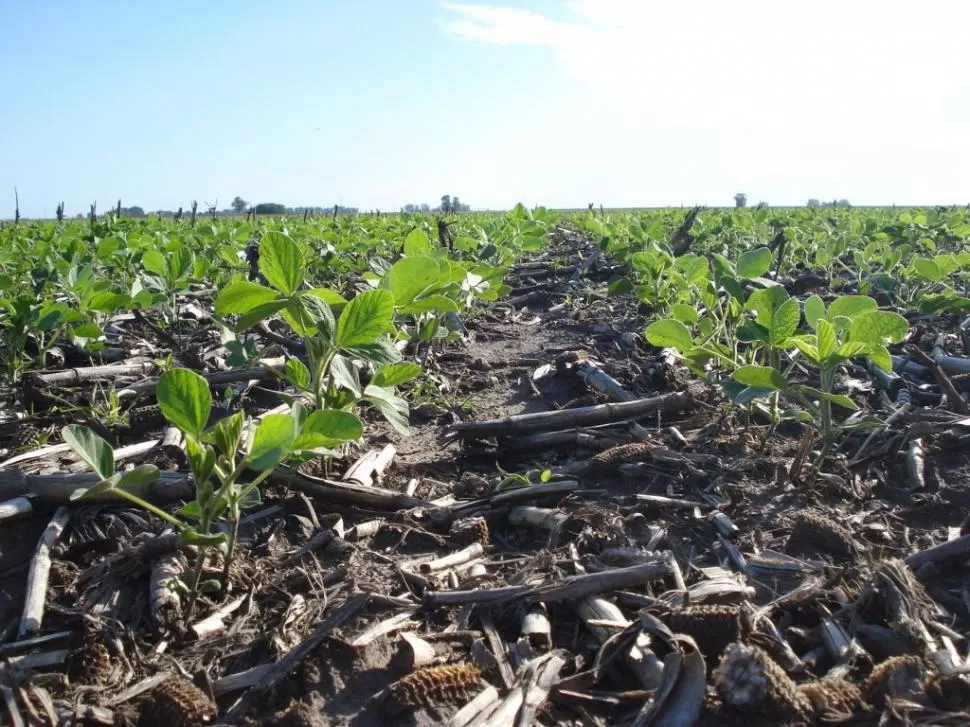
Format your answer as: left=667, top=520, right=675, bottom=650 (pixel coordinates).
left=114, top=489, right=187, bottom=531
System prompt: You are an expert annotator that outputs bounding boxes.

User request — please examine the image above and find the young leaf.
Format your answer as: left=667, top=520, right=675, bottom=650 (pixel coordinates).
left=286, top=293, right=335, bottom=342
left=849, top=310, right=909, bottom=346
left=864, top=344, right=893, bottom=372
left=817, top=318, right=837, bottom=361
left=380, top=256, right=440, bottom=306
left=259, top=231, right=304, bottom=297
left=732, top=364, right=786, bottom=390
left=157, top=368, right=212, bottom=437
left=913, top=257, right=942, bottom=282
left=737, top=247, right=772, bottom=278
left=284, top=358, right=311, bottom=391
left=804, top=295, right=825, bottom=330
left=363, top=384, right=410, bottom=435
left=770, top=297, right=800, bottom=345
left=185, top=437, right=217, bottom=489
left=336, top=289, right=395, bottom=348
left=827, top=295, right=877, bottom=321
left=669, top=303, right=699, bottom=325
left=795, top=385, right=859, bottom=410
left=214, top=277, right=279, bottom=316
left=70, top=472, right=123, bottom=501
left=745, top=286, right=789, bottom=328
left=329, top=354, right=362, bottom=397
left=233, top=299, right=289, bottom=332
left=246, top=414, right=296, bottom=470
left=791, top=335, right=821, bottom=364
left=294, top=409, right=364, bottom=450
left=404, top=229, right=433, bottom=256
left=142, top=250, right=168, bottom=278
left=116, top=463, right=162, bottom=490
left=399, top=295, right=460, bottom=314
left=645, top=320, right=692, bottom=352
left=204, top=412, right=244, bottom=458
left=372, top=362, right=422, bottom=388
left=62, top=425, right=114, bottom=481
left=342, top=339, right=402, bottom=365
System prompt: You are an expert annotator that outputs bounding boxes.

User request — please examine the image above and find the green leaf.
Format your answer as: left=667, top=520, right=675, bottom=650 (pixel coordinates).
left=734, top=386, right=777, bottom=405
left=177, top=501, right=203, bottom=521
left=142, top=250, right=168, bottom=278
left=259, top=231, right=304, bottom=297
left=399, top=295, right=460, bottom=314
left=157, top=368, right=212, bottom=437
left=804, top=295, right=825, bottom=330
left=675, top=254, right=709, bottom=285
left=284, top=358, right=311, bottom=390
left=795, top=385, right=859, bottom=410
left=835, top=341, right=867, bottom=359
left=645, top=319, right=693, bottom=352
left=770, top=297, right=800, bottom=345
left=233, top=298, right=289, bottom=332
left=363, top=384, right=410, bottom=435
left=404, top=229, right=433, bottom=257
left=246, top=414, right=295, bottom=470
left=205, top=411, right=244, bottom=459
left=720, top=275, right=745, bottom=303
left=70, top=472, right=123, bottom=501
left=185, top=435, right=217, bottom=489
left=372, top=362, right=422, bottom=387
left=380, top=256, right=442, bottom=307
left=116, top=463, right=161, bottom=490
left=286, top=294, right=335, bottom=341
left=62, top=425, right=114, bottom=481
left=336, top=289, right=395, bottom=348
left=215, top=277, right=279, bottom=316
left=178, top=528, right=228, bottom=549
left=817, top=319, right=837, bottom=361
left=303, top=287, right=347, bottom=311
left=827, top=295, right=877, bottom=321
left=294, top=409, right=364, bottom=450
left=329, top=354, right=362, bottom=398
left=791, top=335, right=820, bottom=364
left=732, top=364, right=786, bottom=390
left=865, top=344, right=892, bottom=372
left=88, top=291, right=130, bottom=314
left=669, top=303, right=699, bottom=325
left=737, top=247, right=772, bottom=278
left=745, top=286, right=789, bottom=328
left=913, top=257, right=942, bottom=282
left=342, top=339, right=402, bottom=365
left=849, top=310, right=909, bottom=346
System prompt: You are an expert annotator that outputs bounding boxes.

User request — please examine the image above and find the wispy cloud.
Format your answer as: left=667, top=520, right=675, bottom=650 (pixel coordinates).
left=441, top=1, right=970, bottom=137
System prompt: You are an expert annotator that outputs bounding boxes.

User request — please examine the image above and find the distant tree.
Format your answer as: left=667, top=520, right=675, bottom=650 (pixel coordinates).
left=451, top=196, right=462, bottom=212
left=440, top=195, right=452, bottom=213
left=420, top=203, right=430, bottom=212
left=837, top=198, right=852, bottom=208
left=734, top=193, right=747, bottom=208
left=121, top=206, right=146, bottom=217
left=231, top=196, right=248, bottom=213
left=254, top=202, right=286, bottom=215
left=807, top=198, right=821, bottom=208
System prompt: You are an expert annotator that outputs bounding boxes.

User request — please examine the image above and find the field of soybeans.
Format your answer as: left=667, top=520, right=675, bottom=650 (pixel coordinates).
left=0, top=204, right=969, bottom=726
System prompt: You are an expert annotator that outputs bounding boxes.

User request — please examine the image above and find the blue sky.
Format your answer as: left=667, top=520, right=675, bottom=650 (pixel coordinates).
left=3, top=0, right=969, bottom=218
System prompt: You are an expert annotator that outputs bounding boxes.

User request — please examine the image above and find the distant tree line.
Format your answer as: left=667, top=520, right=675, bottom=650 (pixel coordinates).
left=401, top=194, right=471, bottom=214
left=807, top=199, right=852, bottom=208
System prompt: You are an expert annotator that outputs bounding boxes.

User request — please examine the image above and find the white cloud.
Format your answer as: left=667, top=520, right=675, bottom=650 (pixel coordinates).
left=440, top=0, right=970, bottom=203
left=442, top=1, right=970, bottom=133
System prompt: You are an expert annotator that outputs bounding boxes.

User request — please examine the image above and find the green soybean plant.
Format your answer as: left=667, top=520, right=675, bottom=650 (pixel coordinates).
left=65, top=367, right=362, bottom=613
left=214, top=231, right=418, bottom=433
left=727, top=294, right=907, bottom=447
